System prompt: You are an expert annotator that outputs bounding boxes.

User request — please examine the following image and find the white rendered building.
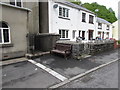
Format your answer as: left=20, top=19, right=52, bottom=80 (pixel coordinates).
left=112, top=20, right=119, bottom=40
left=96, top=17, right=113, bottom=40
left=48, top=0, right=96, bottom=41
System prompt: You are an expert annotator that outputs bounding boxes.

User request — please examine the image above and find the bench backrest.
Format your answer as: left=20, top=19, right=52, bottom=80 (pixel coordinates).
left=55, top=43, right=72, bottom=51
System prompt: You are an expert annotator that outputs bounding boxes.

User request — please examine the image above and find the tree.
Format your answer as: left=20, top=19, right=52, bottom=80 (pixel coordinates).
left=82, top=2, right=117, bottom=23
left=67, top=0, right=117, bottom=23
left=67, top=0, right=82, bottom=5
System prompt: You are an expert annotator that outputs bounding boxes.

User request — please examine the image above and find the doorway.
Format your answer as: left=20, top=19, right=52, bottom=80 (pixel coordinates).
left=88, top=30, right=94, bottom=40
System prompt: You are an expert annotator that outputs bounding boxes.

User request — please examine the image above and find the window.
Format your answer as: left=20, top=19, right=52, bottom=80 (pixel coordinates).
left=79, top=30, right=81, bottom=37
left=63, top=8, right=66, bottom=17
left=59, top=29, right=69, bottom=39
left=10, top=0, right=22, bottom=7
left=10, top=0, right=15, bottom=6
left=72, top=30, right=76, bottom=39
left=66, top=30, right=68, bottom=38
left=0, top=22, right=11, bottom=44
left=88, top=30, right=94, bottom=40
left=106, top=32, right=109, bottom=38
left=59, top=6, right=69, bottom=18
left=82, top=13, right=86, bottom=22
left=59, top=7, right=62, bottom=16
left=106, top=25, right=110, bottom=30
left=82, top=31, right=85, bottom=40
left=89, top=15, right=94, bottom=24
left=98, top=32, right=102, bottom=38
left=98, top=23, right=102, bottom=29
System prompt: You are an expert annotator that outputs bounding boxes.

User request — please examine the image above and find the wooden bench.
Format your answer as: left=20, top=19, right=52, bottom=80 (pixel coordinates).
left=50, top=43, right=72, bottom=59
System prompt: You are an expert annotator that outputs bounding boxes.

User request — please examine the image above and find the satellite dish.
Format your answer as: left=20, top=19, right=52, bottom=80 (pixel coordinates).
left=53, top=4, right=58, bottom=8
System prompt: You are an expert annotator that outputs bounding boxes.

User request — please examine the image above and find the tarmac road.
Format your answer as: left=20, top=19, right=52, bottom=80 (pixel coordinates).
left=2, top=61, right=61, bottom=88
left=61, top=61, right=119, bottom=88
left=2, top=49, right=119, bottom=88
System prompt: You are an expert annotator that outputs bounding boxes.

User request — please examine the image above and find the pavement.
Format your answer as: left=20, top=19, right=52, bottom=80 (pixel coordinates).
left=34, top=49, right=118, bottom=79
left=1, top=48, right=119, bottom=88
left=0, top=57, right=28, bottom=66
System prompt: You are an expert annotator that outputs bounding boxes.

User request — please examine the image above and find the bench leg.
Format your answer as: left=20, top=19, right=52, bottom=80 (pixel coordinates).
left=50, top=51, right=52, bottom=54
left=64, top=54, right=67, bottom=60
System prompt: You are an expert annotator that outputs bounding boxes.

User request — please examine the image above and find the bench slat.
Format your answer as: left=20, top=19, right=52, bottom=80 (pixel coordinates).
left=51, top=43, right=72, bottom=59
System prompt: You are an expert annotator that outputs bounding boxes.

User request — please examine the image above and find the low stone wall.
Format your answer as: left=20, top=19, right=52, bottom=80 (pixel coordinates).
left=56, top=40, right=114, bottom=59
left=56, top=40, right=84, bottom=59
left=87, top=41, right=114, bottom=55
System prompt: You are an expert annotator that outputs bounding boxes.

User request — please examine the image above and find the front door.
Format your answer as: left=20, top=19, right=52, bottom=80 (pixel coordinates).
left=82, top=31, right=85, bottom=40
left=102, top=32, right=104, bottom=39
left=88, top=30, right=94, bottom=40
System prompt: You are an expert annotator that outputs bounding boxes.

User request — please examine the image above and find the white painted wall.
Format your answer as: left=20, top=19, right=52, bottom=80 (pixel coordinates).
left=48, top=0, right=96, bottom=41
left=112, top=21, right=119, bottom=40
left=96, top=22, right=112, bottom=39
left=48, top=0, right=112, bottom=41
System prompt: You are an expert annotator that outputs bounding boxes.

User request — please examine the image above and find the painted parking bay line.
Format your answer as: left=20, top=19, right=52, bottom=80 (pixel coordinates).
left=28, top=59, right=68, bottom=81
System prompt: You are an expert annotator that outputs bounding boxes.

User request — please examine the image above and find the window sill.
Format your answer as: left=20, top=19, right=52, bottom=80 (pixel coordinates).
left=98, top=28, right=102, bottom=29
left=0, top=43, right=14, bottom=48
left=82, top=21, right=86, bottom=23
left=89, top=22, right=94, bottom=24
left=58, top=16, right=70, bottom=20
left=60, top=38, right=70, bottom=40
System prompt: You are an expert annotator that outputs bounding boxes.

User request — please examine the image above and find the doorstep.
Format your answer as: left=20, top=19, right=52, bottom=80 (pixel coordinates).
left=0, top=51, right=51, bottom=66
left=0, top=57, right=28, bottom=66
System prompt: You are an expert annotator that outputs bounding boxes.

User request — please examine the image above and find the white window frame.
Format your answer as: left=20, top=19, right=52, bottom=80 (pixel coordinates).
left=59, top=6, right=69, bottom=18
left=78, top=30, right=81, bottom=37
left=59, top=29, right=69, bottom=39
left=0, top=25, right=11, bottom=44
left=89, top=15, right=94, bottom=24
left=82, top=31, right=85, bottom=38
left=98, top=23, right=102, bottom=29
left=82, top=12, right=86, bottom=22
left=10, top=0, right=23, bottom=7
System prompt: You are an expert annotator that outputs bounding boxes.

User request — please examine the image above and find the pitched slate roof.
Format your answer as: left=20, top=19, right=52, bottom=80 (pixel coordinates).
left=55, top=0, right=95, bottom=14
left=97, top=17, right=111, bottom=25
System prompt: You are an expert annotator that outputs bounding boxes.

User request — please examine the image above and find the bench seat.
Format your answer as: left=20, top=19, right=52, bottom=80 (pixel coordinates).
left=50, top=43, right=72, bottom=59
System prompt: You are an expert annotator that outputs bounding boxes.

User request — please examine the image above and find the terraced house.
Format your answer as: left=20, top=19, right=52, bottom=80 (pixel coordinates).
left=96, top=17, right=112, bottom=40
left=49, top=1, right=96, bottom=41
left=0, top=0, right=113, bottom=60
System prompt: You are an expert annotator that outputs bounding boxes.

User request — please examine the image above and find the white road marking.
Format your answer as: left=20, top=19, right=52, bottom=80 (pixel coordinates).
left=28, top=59, right=68, bottom=81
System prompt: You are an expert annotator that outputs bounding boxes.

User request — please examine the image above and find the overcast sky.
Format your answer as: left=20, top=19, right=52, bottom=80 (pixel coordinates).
left=80, top=0, right=120, bottom=18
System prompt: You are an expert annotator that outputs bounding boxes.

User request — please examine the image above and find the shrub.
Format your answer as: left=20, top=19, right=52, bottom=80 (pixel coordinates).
left=118, top=40, right=120, bottom=44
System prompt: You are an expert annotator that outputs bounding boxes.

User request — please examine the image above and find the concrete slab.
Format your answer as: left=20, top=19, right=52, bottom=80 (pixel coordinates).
left=34, top=54, right=101, bottom=78
left=28, top=59, right=68, bottom=81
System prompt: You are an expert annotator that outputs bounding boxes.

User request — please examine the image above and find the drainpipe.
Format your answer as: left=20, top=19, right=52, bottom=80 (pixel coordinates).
left=94, top=14, right=97, bottom=40
left=26, top=10, right=30, bottom=54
